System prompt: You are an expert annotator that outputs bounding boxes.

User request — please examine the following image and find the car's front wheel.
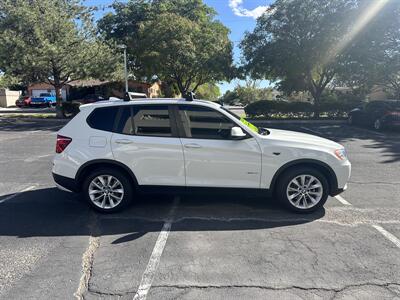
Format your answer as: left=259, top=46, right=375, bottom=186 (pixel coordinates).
left=348, top=115, right=353, bottom=125
left=83, top=168, right=133, bottom=213
left=276, top=167, right=329, bottom=213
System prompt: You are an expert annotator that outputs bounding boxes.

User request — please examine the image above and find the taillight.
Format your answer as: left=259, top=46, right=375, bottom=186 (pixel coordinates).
left=56, top=135, right=72, bottom=153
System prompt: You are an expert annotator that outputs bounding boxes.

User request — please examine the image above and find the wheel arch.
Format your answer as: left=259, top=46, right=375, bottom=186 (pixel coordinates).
left=75, top=159, right=139, bottom=191
left=270, top=159, right=338, bottom=196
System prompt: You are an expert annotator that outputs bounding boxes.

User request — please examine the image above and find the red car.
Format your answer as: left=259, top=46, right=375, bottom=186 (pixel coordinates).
left=15, top=96, right=32, bottom=107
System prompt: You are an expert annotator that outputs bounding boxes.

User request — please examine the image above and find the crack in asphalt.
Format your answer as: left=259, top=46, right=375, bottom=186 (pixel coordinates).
left=74, top=213, right=101, bottom=300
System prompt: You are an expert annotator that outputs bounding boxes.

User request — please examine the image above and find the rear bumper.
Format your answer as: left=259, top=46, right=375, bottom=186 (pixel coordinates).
left=52, top=172, right=79, bottom=192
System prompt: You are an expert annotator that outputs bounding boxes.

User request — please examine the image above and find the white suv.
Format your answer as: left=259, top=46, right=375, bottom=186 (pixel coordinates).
left=52, top=98, right=351, bottom=213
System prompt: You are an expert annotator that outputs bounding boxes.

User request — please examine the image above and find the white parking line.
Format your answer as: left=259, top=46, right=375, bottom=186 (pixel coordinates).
left=24, top=154, right=53, bottom=163
left=372, top=225, right=400, bottom=248
left=335, top=195, right=352, bottom=206
left=0, top=185, right=36, bottom=204
left=300, top=126, right=323, bottom=135
left=133, top=196, right=179, bottom=300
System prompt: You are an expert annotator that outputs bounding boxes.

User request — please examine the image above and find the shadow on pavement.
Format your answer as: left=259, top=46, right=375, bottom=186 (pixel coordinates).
left=0, top=187, right=325, bottom=242
left=0, top=117, right=68, bottom=132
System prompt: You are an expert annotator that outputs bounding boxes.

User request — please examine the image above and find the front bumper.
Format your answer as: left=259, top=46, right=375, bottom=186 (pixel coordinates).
left=52, top=172, right=79, bottom=192
left=330, top=160, right=351, bottom=196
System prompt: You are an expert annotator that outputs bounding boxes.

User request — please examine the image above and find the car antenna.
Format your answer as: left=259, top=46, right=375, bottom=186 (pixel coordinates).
left=185, top=91, right=195, bottom=101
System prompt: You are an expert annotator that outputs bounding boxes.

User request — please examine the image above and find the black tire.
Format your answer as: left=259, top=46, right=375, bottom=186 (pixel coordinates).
left=82, top=168, right=133, bottom=213
left=348, top=115, right=353, bottom=126
left=275, top=167, right=329, bottom=213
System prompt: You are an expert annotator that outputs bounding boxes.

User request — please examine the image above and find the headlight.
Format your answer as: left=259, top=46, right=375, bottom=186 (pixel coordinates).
left=334, top=148, right=347, bottom=161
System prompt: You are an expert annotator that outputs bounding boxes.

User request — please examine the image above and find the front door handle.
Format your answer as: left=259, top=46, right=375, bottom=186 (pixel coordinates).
left=184, top=143, right=202, bottom=149
left=115, top=139, right=133, bottom=144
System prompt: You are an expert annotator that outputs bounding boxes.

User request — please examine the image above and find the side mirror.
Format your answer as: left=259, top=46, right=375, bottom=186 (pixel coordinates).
left=231, top=126, right=246, bottom=139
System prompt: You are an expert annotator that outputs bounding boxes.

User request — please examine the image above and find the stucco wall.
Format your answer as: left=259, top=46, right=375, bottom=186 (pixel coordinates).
left=0, top=89, right=22, bottom=107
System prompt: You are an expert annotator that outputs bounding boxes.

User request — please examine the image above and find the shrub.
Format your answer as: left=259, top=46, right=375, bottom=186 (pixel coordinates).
left=62, top=101, right=81, bottom=118
left=244, top=98, right=362, bottom=119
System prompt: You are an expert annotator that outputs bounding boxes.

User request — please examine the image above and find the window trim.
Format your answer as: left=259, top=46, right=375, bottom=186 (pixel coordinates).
left=175, top=104, right=252, bottom=140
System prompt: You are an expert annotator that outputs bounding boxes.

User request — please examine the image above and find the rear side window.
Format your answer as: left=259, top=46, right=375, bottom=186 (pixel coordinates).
left=87, top=106, right=119, bottom=132
left=133, top=105, right=172, bottom=136
left=115, top=105, right=173, bottom=137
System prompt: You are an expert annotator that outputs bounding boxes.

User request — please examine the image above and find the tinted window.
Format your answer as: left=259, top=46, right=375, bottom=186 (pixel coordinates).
left=87, top=106, right=119, bottom=132
left=178, top=105, right=236, bottom=139
left=116, top=106, right=133, bottom=134
left=133, top=105, right=172, bottom=136
left=116, top=105, right=172, bottom=137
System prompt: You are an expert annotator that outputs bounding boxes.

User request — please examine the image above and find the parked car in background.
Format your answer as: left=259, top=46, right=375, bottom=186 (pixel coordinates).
left=15, top=95, right=31, bottom=107
left=348, top=100, right=400, bottom=130
left=30, top=93, right=56, bottom=107
left=78, top=94, right=106, bottom=104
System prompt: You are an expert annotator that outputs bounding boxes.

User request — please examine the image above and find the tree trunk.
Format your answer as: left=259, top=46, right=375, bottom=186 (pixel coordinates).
left=313, top=92, right=322, bottom=119
left=54, top=84, right=64, bottom=118
left=176, top=80, right=188, bottom=97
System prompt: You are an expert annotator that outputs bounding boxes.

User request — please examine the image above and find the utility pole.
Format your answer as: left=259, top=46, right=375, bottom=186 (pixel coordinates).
left=117, top=44, right=128, bottom=93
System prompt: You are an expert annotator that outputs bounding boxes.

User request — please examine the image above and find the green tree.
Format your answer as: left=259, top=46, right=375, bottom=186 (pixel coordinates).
left=0, top=0, right=118, bottom=116
left=99, top=0, right=234, bottom=96
left=241, top=0, right=371, bottom=117
left=337, top=1, right=400, bottom=98
left=193, top=83, right=220, bottom=101
left=220, top=80, right=275, bottom=105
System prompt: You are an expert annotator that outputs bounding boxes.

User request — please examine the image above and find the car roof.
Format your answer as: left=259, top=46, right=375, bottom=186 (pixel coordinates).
left=79, top=98, right=221, bottom=110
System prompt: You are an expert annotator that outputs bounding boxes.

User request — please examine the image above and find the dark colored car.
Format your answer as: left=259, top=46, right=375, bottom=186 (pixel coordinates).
left=348, top=100, right=400, bottom=130
left=15, top=96, right=32, bottom=107
left=79, top=94, right=106, bottom=104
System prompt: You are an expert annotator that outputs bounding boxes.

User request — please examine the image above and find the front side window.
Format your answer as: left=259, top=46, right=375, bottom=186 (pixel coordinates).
left=178, top=105, right=238, bottom=139
left=116, top=105, right=173, bottom=137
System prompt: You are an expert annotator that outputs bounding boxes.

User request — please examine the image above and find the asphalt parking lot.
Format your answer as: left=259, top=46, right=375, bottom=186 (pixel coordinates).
left=0, top=117, right=399, bottom=300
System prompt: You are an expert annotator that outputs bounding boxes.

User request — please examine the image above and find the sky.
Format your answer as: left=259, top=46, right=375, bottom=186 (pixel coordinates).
left=87, top=0, right=274, bottom=94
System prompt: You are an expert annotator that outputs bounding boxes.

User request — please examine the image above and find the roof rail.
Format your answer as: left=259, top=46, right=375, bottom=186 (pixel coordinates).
left=124, top=92, right=147, bottom=101
left=185, top=91, right=195, bottom=101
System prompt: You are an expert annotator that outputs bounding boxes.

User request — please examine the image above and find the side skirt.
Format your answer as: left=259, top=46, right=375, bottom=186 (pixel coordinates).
left=137, top=185, right=272, bottom=197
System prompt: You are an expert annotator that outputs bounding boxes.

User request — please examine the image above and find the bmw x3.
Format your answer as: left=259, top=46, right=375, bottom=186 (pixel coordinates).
left=52, top=98, right=351, bottom=213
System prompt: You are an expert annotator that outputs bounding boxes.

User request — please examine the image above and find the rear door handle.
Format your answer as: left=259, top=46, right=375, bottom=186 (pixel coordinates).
left=184, top=143, right=202, bottom=149
left=115, top=139, right=133, bottom=144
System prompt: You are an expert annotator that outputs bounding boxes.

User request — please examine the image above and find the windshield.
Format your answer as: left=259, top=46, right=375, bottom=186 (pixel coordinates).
left=221, top=106, right=268, bottom=135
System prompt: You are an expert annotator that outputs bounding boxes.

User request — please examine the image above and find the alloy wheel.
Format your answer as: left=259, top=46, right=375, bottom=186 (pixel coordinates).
left=286, top=175, right=323, bottom=209
left=88, top=175, right=124, bottom=209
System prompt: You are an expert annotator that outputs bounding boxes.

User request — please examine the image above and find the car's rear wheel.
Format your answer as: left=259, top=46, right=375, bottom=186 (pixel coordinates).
left=83, top=168, right=133, bottom=213
left=373, top=118, right=383, bottom=130
left=276, top=167, right=329, bottom=213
